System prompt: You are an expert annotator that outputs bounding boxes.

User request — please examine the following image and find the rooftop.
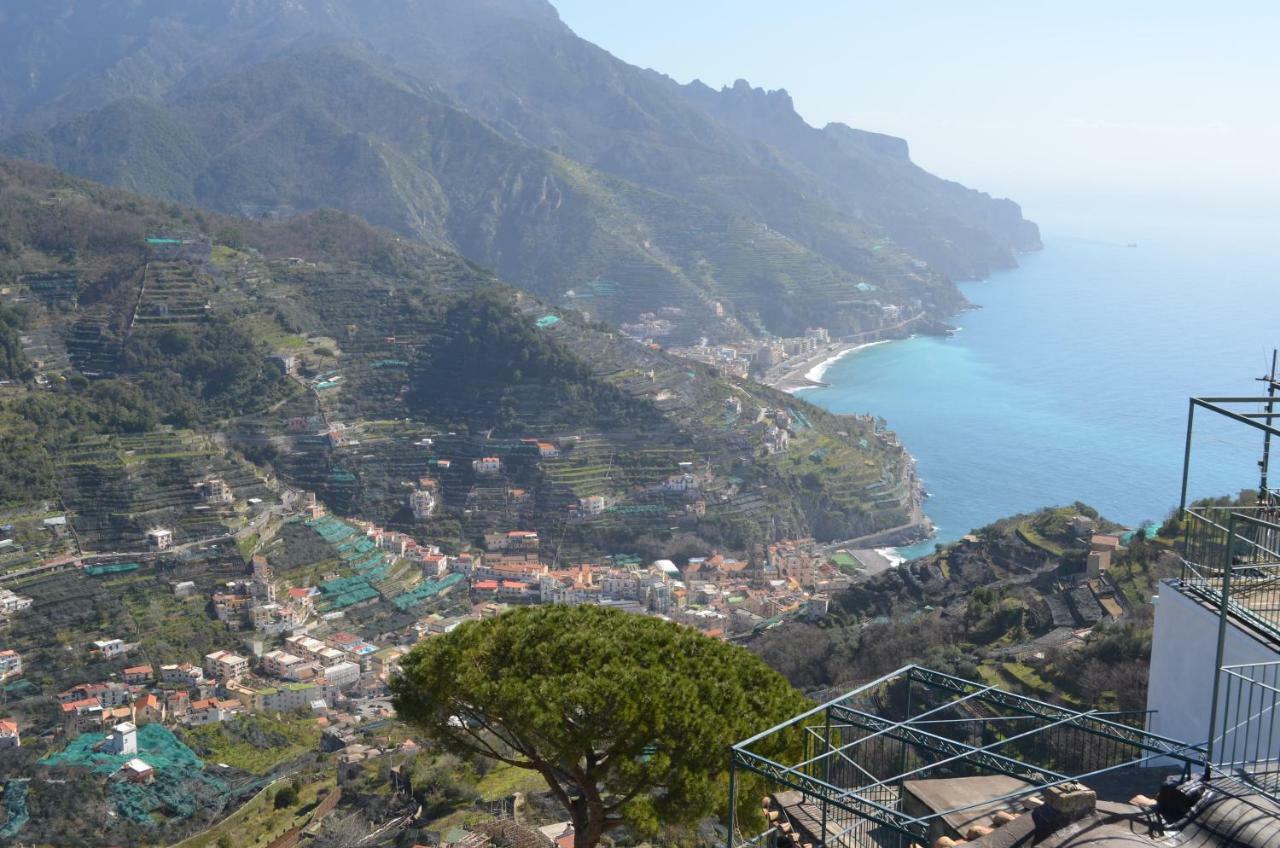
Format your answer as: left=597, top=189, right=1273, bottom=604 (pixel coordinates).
left=728, top=666, right=1203, bottom=848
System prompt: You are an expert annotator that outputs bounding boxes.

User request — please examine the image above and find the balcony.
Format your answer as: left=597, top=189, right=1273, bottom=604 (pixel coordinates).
left=1180, top=505, right=1280, bottom=644
left=1212, top=661, right=1280, bottom=800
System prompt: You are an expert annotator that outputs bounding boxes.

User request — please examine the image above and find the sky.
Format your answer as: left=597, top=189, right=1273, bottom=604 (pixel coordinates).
left=550, top=1, right=1280, bottom=230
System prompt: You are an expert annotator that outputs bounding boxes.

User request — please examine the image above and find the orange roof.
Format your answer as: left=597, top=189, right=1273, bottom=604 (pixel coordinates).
left=60, top=697, right=100, bottom=713
left=474, top=580, right=499, bottom=590
left=0, top=720, right=17, bottom=734
left=124, top=665, right=153, bottom=675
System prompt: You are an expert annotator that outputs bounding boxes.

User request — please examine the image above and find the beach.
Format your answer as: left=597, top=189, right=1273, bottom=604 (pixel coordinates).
left=764, top=340, right=886, bottom=394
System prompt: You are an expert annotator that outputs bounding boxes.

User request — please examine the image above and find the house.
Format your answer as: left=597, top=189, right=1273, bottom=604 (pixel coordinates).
left=173, top=580, right=197, bottom=597
left=118, top=758, right=154, bottom=784
left=0, top=590, right=32, bottom=613
left=578, top=495, right=607, bottom=516
left=60, top=698, right=103, bottom=737
left=92, top=638, right=130, bottom=659
left=472, top=456, right=502, bottom=475
left=410, top=487, right=437, bottom=520
left=203, top=651, right=249, bottom=681
left=188, top=698, right=241, bottom=726
left=147, top=527, right=173, bottom=550
left=198, top=478, right=234, bottom=505
left=537, top=442, right=560, bottom=459
left=134, top=693, right=166, bottom=725
left=165, top=690, right=191, bottom=717
left=0, top=649, right=22, bottom=680
left=123, top=664, right=153, bottom=685
left=1090, top=533, right=1122, bottom=552
left=159, top=663, right=204, bottom=687
left=0, top=719, right=19, bottom=749
left=43, top=515, right=68, bottom=537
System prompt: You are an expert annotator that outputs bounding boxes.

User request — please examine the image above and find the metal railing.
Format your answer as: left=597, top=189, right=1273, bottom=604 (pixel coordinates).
left=1213, top=661, right=1280, bottom=800
left=1181, top=506, right=1280, bottom=642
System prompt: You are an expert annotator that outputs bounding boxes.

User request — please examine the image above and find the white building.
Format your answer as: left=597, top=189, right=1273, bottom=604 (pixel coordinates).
left=93, top=639, right=130, bottom=659
left=203, top=650, right=249, bottom=681
left=473, top=456, right=502, bottom=475
left=323, top=661, right=361, bottom=690
left=0, top=590, right=32, bottom=613
left=410, top=487, right=437, bottom=520
left=147, top=528, right=174, bottom=550
left=0, top=649, right=22, bottom=679
left=107, top=722, right=138, bottom=756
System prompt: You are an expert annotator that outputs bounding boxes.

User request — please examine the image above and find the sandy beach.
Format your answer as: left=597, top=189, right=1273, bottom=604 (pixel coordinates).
left=765, top=340, right=886, bottom=394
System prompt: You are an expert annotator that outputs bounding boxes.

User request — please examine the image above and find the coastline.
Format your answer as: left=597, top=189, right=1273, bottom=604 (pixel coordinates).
left=764, top=340, right=888, bottom=394
left=766, top=335, right=939, bottom=560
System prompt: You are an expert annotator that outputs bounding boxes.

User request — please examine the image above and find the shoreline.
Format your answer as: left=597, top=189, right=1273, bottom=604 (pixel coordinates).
left=764, top=340, right=889, bottom=394
left=767, top=335, right=940, bottom=560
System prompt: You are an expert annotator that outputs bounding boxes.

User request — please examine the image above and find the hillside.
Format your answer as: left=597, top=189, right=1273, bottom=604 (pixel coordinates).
left=0, top=0, right=1038, bottom=341
left=751, top=505, right=1176, bottom=712
left=0, top=156, right=921, bottom=565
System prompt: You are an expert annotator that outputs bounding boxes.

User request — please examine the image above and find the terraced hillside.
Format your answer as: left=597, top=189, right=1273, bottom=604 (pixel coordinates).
left=0, top=157, right=923, bottom=564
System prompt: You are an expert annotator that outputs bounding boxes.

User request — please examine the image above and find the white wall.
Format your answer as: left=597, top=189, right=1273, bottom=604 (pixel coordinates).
left=1146, top=579, right=1279, bottom=760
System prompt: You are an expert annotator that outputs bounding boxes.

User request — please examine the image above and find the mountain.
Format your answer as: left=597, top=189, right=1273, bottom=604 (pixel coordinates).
left=0, top=0, right=1038, bottom=341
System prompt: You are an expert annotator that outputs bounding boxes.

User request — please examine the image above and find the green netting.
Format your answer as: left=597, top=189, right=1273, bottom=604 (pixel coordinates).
left=391, top=573, right=464, bottom=610
left=535, top=315, right=561, bottom=328
left=40, top=725, right=230, bottom=825
left=319, top=575, right=379, bottom=609
left=0, top=780, right=29, bottom=839
left=85, top=562, right=141, bottom=577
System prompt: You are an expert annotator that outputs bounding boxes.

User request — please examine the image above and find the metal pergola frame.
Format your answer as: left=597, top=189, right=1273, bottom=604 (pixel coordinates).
left=1180, top=396, right=1280, bottom=515
left=727, top=665, right=1205, bottom=847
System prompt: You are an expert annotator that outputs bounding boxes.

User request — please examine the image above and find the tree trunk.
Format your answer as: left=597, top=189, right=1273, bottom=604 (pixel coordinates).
left=570, top=794, right=608, bottom=848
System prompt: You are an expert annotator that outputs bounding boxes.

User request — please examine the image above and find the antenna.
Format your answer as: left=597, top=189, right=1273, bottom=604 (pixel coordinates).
left=1259, top=348, right=1278, bottom=505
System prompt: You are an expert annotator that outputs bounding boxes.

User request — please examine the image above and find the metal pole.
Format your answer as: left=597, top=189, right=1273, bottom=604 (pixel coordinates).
left=727, top=753, right=737, bottom=848
left=821, top=707, right=832, bottom=846
left=1260, top=350, right=1277, bottom=504
left=1180, top=399, right=1196, bottom=516
left=1204, top=513, right=1237, bottom=777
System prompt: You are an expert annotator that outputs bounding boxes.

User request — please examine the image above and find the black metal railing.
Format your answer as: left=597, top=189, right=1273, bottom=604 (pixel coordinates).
left=1214, top=661, right=1280, bottom=801
left=1181, top=506, right=1280, bottom=641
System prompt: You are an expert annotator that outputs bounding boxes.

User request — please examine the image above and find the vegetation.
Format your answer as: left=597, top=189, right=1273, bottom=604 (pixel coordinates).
left=0, top=4, right=1038, bottom=340
left=181, top=714, right=321, bottom=775
left=392, top=605, right=809, bottom=848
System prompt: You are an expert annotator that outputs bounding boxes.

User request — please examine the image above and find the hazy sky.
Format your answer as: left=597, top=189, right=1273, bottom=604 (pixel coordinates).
left=551, top=1, right=1279, bottom=227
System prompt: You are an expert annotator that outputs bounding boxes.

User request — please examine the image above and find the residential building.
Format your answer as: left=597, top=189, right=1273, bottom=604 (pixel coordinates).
left=261, top=650, right=305, bottom=679
left=134, top=694, right=166, bottom=725
left=60, top=698, right=103, bottom=737
left=410, top=487, right=437, bottom=520
left=187, top=698, right=241, bottom=726
left=92, top=638, right=130, bottom=659
left=147, top=527, right=173, bottom=550
left=0, top=590, right=32, bottom=613
left=159, top=663, right=204, bottom=687
left=0, top=719, right=19, bottom=749
left=472, top=456, right=502, bottom=475
left=0, top=649, right=22, bottom=680
left=323, top=661, right=361, bottom=690
left=123, top=664, right=153, bottom=685
left=203, top=650, right=249, bottom=681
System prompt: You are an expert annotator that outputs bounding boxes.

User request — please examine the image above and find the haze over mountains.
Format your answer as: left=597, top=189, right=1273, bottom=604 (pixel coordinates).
left=1, top=0, right=1039, bottom=340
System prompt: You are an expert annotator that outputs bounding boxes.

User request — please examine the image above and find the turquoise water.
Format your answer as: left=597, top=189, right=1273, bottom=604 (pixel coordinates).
left=800, top=218, right=1280, bottom=558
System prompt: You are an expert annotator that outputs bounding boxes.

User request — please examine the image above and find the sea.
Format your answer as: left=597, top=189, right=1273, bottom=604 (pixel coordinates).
left=798, top=208, right=1280, bottom=559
